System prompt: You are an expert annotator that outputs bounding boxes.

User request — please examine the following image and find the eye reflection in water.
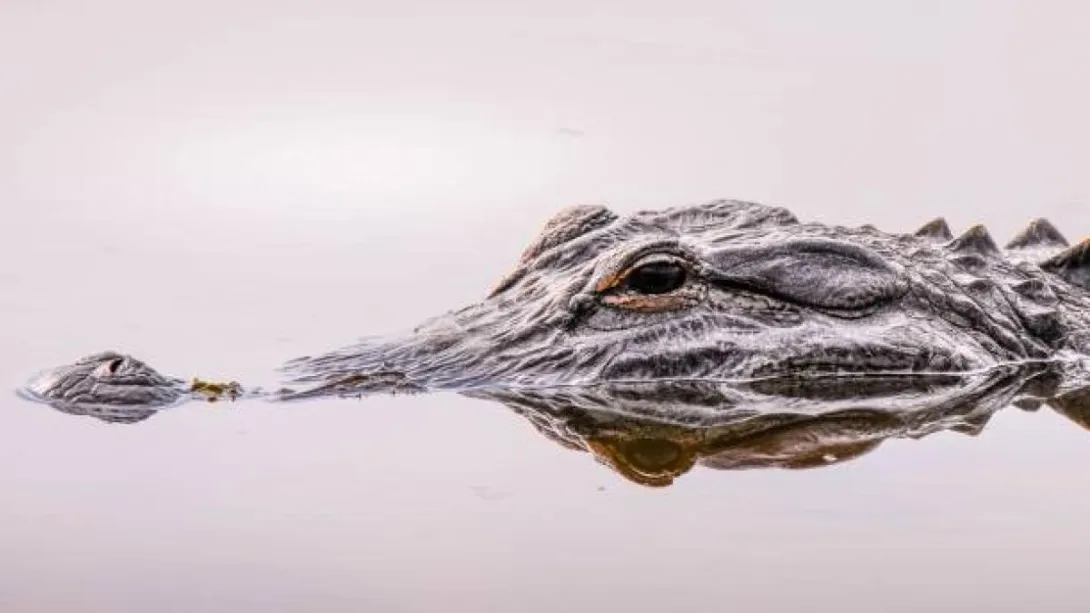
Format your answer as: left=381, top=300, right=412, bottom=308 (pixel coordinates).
left=27, top=362, right=1090, bottom=487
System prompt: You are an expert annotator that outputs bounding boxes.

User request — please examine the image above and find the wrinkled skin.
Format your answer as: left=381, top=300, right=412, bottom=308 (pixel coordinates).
left=282, top=200, right=1090, bottom=391
left=20, top=352, right=186, bottom=423
left=19, top=200, right=1090, bottom=412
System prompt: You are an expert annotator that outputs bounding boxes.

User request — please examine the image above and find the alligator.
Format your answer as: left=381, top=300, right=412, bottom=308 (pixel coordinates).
left=18, top=199, right=1090, bottom=418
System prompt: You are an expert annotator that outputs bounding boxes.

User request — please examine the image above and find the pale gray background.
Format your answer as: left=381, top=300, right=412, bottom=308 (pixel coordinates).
left=3, top=1, right=1090, bottom=612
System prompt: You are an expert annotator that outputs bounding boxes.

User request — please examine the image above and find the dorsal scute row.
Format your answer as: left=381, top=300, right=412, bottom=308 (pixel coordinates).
left=912, top=217, right=1088, bottom=289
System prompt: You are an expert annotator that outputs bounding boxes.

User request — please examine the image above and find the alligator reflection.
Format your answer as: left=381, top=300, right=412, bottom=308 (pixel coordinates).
left=467, top=363, right=1088, bottom=486
left=42, top=363, right=1090, bottom=487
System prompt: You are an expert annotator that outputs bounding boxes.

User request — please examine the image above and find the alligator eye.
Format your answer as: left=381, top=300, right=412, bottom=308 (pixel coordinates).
left=623, top=261, right=688, bottom=294
left=107, top=358, right=124, bottom=374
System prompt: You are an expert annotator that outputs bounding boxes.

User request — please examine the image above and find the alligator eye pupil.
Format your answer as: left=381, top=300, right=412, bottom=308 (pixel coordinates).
left=624, top=262, right=687, bottom=294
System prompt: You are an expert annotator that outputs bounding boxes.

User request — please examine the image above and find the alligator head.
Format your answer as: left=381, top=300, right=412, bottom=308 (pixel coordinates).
left=282, top=200, right=1090, bottom=394
left=21, top=199, right=1090, bottom=411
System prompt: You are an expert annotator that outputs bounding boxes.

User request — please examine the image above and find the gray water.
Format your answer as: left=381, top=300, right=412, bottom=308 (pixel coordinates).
left=5, top=1, right=1090, bottom=611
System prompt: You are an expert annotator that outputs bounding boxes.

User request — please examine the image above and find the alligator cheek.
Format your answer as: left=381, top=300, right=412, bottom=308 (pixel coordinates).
left=600, top=344, right=750, bottom=380
left=585, top=309, right=767, bottom=333
left=597, top=319, right=989, bottom=382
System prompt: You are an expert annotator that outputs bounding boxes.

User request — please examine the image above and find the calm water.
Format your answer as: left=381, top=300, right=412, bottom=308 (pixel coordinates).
left=5, top=2, right=1090, bottom=611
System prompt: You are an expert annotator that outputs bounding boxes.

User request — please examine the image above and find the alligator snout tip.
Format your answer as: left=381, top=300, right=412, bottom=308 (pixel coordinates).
left=19, top=370, right=57, bottom=403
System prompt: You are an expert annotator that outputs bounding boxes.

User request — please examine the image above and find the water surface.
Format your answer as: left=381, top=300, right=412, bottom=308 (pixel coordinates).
left=4, top=2, right=1090, bottom=611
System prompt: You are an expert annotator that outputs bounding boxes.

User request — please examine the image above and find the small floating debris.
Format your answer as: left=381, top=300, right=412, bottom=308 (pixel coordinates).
left=189, top=378, right=243, bottom=403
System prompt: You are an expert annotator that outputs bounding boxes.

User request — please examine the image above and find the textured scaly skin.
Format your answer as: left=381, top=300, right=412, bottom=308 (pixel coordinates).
left=19, top=200, right=1090, bottom=418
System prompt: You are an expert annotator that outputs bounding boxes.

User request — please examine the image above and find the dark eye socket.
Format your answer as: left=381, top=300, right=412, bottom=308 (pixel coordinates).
left=623, top=261, right=688, bottom=294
